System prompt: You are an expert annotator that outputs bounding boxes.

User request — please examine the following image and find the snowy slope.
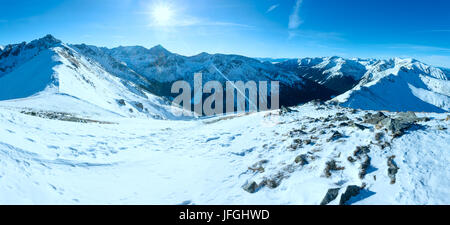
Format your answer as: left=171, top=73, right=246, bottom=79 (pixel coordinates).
left=0, top=102, right=448, bottom=204
left=335, top=58, right=450, bottom=113
left=440, top=67, right=450, bottom=79
left=0, top=35, right=188, bottom=119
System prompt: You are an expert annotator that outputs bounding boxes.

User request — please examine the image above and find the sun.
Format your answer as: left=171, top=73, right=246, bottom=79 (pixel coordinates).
left=151, top=4, right=174, bottom=26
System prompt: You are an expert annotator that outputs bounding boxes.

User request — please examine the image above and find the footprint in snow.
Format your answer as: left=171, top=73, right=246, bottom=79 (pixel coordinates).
left=179, top=200, right=194, bottom=205
left=206, top=137, right=220, bottom=142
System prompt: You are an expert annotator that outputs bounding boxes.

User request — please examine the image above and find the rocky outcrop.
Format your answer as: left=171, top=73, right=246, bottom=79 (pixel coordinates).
left=320, top=188, right=340, bottom=205
left=339, top=185, right=362, bottom=205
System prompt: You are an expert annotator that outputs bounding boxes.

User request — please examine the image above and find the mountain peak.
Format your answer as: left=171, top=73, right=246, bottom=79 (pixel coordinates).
left=39, top=34, right=61, bottom=44
left=149, top=44, right=171, bottom=56
left=27, top=34, right=62, bottom=49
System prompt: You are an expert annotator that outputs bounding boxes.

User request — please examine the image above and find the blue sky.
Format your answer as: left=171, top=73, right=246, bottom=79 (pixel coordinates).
left=1, top=0, right=450, bottom=67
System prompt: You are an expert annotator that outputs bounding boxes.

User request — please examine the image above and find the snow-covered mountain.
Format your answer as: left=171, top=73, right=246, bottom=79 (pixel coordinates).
left=72, top=44, right=337, bottom=107
left=276, top=56, right=449, bottom=112
left=335, top=58, right=450, bottom=113
left=0, top=35, right=186, bottom=119
left=277, top=56, right=376, bottom=93
left=0, top=35, right=449, bottom=205
left=1, top=35, right=449, bottom=115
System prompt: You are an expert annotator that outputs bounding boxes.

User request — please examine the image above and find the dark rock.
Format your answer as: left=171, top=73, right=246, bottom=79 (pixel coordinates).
left=363, top=112, right=387, bottom=124
left=347, top=156, right=356, bottom=163
left=339, top=185, right=361, bottom=205
left=310, top=99, right=324, bottom=106
left=374, top=132, right=384, bottom=141
left=379, top=118, right=414, bottom=137
left=380, top=141, right=391, bottom=149
left=395, top=111, right=418, bottom=122
left=280, top=106, right=297, bottom=114
left=320, top=188, right=340, bottom=205
left=327, top=131, right=344, bottom=142
left=324, top=160, right=345, bottom=178
left=335, top=115, right=350, bottom=122
left=418, top=117, right=430, bottom=122
left=359, top=156, right=371, bottom=179
left=134, top=102, right=144, bottom=111
left=242, top=181, right=259, bottom=193
left=387, top=156, right=399, bottom=184
left=289, top=139, right=303, bottom=151
left=339, top=122, right=350, bottom=127
left=288, top=129, right=307, bottom=137
left=294, top=154, right=308, bottom=165
left=116, top=99, right=126, bottom=106
left=248, top=160, right=268, bottom=173
left=353, top=146, right=370, bottom=158
left=353, top=123, right=368, bottom=130
left=260, top=172, right=285, bottom=189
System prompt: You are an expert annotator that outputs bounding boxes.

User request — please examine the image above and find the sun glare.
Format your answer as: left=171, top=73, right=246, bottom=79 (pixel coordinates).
left=151, top=4, right=174, bottom=26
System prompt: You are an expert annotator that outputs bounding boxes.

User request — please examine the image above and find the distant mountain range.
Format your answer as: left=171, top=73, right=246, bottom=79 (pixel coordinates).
left=0, top=35, right=449, bottom=113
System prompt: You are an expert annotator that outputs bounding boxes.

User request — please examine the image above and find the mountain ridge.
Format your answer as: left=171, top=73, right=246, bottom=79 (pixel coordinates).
left=0, top=35, right=188, bottom=119
left=0, top=35, right=449, bottom=113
